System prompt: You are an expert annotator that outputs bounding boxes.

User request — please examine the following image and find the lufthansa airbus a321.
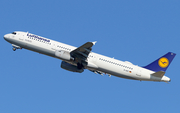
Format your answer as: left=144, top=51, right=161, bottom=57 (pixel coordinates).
left=4, top=31, right=176, bottom=83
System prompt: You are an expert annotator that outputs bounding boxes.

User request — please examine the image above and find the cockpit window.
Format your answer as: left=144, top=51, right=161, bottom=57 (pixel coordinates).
left=12, top=32, right=16, bottom=35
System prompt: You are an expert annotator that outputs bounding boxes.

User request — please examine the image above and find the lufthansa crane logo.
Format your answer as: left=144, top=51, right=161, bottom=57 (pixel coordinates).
left=158, top=57, right=169, bottom=68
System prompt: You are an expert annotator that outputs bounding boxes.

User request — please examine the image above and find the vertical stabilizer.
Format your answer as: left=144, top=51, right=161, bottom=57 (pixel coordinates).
left=143, top=52, right=176, bottom=72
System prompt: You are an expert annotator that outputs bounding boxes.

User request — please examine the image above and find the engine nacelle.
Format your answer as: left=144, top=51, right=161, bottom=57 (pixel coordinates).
left=55, top=50, right=74, bottom=61
left=61, top=61, right=84, bottom=73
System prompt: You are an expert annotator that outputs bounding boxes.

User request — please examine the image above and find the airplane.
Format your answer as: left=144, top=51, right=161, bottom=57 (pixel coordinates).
left=4, top=31, right=176, bottom=83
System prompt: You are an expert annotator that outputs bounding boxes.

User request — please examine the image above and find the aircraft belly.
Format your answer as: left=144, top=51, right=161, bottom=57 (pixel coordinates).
left=24, top=43, right=55, bottom=57
left=96, top=64, right=138, bottom=80
left=101, top=67, right=137, bottom=80
left=8, top=38, right=25, bottom=48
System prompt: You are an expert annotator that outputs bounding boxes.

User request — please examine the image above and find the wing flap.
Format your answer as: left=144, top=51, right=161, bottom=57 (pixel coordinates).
left=77, top=51, right=88, bottom=58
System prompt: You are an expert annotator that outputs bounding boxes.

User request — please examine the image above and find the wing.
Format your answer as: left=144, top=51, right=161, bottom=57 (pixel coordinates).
left=70, top=41, right=96, bottom=63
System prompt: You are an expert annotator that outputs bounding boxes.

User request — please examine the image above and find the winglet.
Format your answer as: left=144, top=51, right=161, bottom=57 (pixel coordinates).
left=92, top=41, right=97, bottom=45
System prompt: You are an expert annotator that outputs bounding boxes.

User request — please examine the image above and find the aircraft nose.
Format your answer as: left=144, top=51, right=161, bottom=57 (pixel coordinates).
left=4, top=34, right=9, bottom=41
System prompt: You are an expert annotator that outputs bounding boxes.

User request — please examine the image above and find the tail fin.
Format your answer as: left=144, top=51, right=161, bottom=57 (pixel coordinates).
left=143, top=52, right=176, bottom=72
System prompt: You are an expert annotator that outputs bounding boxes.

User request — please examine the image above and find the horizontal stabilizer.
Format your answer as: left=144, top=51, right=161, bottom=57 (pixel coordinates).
left=151, top=71, right=165, bottom=78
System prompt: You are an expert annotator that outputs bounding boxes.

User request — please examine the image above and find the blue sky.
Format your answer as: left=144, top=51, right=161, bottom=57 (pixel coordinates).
left=1, top=0, right=180, bottom=113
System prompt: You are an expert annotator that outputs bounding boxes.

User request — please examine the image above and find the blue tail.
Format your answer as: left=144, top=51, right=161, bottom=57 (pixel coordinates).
left=143, top=52, right=176, bottom=72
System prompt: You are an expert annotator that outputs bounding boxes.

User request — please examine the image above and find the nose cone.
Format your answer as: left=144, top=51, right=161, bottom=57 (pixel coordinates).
left=4, top=34, right=11, bottom=42
left=4, top=34, right=9, bottom=40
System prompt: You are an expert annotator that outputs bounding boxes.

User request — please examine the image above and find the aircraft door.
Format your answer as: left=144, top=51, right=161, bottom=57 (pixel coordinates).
left=91, top=53, right=97, bottom=63
left=51, top=42, right=56, bottom=51
left=136, top=68, right=142, bottom=77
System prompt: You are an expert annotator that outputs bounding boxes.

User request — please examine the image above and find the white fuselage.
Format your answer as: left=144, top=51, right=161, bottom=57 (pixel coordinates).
left=4, top=31, right=170, bottom=82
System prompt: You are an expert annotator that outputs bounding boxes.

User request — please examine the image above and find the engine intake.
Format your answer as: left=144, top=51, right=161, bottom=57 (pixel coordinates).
left=61, top=61, right=84, bottom=73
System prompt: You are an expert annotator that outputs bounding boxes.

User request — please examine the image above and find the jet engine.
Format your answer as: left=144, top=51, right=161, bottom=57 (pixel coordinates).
left=61, top=61, right=84, bottom=73
left=55, top=50, right=74, bottom=61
